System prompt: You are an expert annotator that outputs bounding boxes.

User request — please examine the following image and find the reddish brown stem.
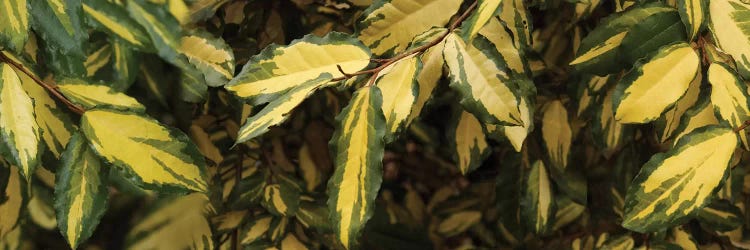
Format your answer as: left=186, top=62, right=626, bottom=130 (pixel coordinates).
left=0, top=52, right=85, bottom=115
left=735, top=120, right=750, bottom=133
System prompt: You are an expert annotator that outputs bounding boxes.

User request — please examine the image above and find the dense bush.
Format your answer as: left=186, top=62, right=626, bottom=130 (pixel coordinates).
left=1, top=0, right=750, bottom=249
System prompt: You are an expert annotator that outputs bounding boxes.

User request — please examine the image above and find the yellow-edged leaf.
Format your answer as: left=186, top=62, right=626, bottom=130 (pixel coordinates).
left=357, top=0, right=461, bottom=56
left=613, top=43, right=700, bottom=124
left=54, top=132, right=108, bottom=249
left=406, top=28, right=445, bottom=125
left=671, top=226, right=699, bottom=250
left=461, top=0, right=502, bottom=41
left=522, top=160, right=555, bottom=234
left=451, top=111, right=490, bottom=175
left=656, top=70, right=702, bottom=143
left=708, top=0, right=750, bottom=79
left=57, top=79, right=146, bottom=112
left=671, top=94, right=718, bottom=145
left=82, top=0, right=152, bottom=51
left=126, top=194, right=214, bottom=249
left=437, top=211, right=482, bottom=236
left=226, top=32, right=371, bottom=105
left=0, top=0, right=29, bottom=52
left=376, top=54, right=420, bottom=141
left=179, top=30, right=235, bottom=87
left=707, top=63, right=750, bottom=150
left=677, top=0, right=706, bottom=41
left=212, top=210, right=248, bottom=233
left=486, top=97, right=534, bottom=152
left=0, top=163, right=23, bottom=238
left=327, top=86, right=386, bottom=249
left=298, top=143, right=323, bottom=192
left=500, top=0, right=532, bottom=49
left=542, top=100, right=571, bottom=170
left=443, top=32, right=523, bottom=126
left=262, top=183, right=300, bottom=217
left=81, top=109, right=208, bottom=192
left=241, top=216, right=272, bottom=245
left=478, top=16, right=528, bottom=75
left=569, top=31, right=627, bottom=68
left=622, top=125, right=737, bottom=232
left=0, top=63, right=41, bottom=181
left=84, top=44, right=112, bottom=77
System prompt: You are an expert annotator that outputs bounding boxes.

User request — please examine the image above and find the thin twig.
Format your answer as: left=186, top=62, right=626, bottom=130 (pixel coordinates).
left=735, top=120, right=750, bottom=133
left=330, top=1, right=479, bottom=86
left=0, top=52, right=85, bottom=115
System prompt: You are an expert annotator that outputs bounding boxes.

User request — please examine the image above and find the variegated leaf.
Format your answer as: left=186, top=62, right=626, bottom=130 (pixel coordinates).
left=126, top=194, right=214, bottom=249
left=708, top=63, right=750, bottom=150
left=0, top=163, right=24, bottom=238
left=406, top=28, right=445, bottom=126
left=655, top=70, right=702, bottom=143
left=708, top=0, right=750, bottom=79
left=622, top=125, right=737, bottom=232
left=235, top=76, right=329, bottom=143
left=327, top=86, right=386, bottom=249
left=357, top=0, right=461, bottom=56
left=478, top=16, right=529, bottom=76
left=486, top=97, right=534, bottom=152
left=29, top=0, right=87, bottom=57
left=450, top=111, right=490, bottom=175
left=261, top=183, right=300, bottom=217
left=0, top=63, right=41, bottom=181
left=670, top=93, right=718, bottom=145
left=443, top=32, right=523, bottom=126
left=677, top=0, right=706, bottom=41
left=613, top=43, right=699, bottom=124
left=697, top=200, right=744, bottom=232
left=600, top=235, right=634, bottom=250
left=82, top=0, right=153, bottom=51
left=299, top=143, right=324, bottom=192
left=187, top=0, right=229, bottom=24
left=126, top=0, right=184, bottom=66
left=110, top=39, right=140, bottom=91
left=436, top=210, right=482, bottom=236
left=461, top=0, right=502, bottom=41
left=81, top=109, right=208, bottom=192
left=619, top=8, right=686, bottom=65
left=179, top=29, right=235, bottom=87
left=57, top=79, right=146, bottom=112
left=375, top=54, right=420, bottom=141
left=542, top=100, right=571, bottom=170
left=553, top=196, right=585, bottom=230
left=212, top=210, right=248, bottom=233
left=0, top=0, right=29, bottom=53
left=54, top=132, right=108, bottom=249
left=522, top=160, right=555, bottom=234
left=500, top=0, right=532, bottom=49
left=594, top=87, right=630, bottom=155
left=226, top=32, right=371, bottom=105
left=240, top=215, right=272, bottom=245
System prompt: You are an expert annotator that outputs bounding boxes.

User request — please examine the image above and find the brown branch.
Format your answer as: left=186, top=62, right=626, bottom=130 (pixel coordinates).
left=735, top=120, right=750, bottom=133
left=331, top=1, right=479, bottom=85
left=0, top=52, right=85, bottom=115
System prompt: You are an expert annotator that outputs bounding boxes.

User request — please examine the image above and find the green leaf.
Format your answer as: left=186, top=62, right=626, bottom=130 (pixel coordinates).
left=54, top=132, right=108, bottom=249
left=619, top=8, right=686, bottom=65
left=327, top=86, right=386, bottom=249
left=449, top=110, right=490, bottom=175
left=0, top=63, right=41, bottom=181
left=0, top=0, right=29, bottom=53
left=622, top=125, right=737, bottom=232
left=613, top=43, right=699, bottom=124
left=542, top=100, right=572, bottom=171
left=82, top=0, right=153, bottom=51
left=109, top=39, right=140, bottom=91
left=677, top=0, right=706, bottom=41
left=297, top=201, right=333, bottom=232
left=57, top=79, right=146, bottom=112
left=443, top=32, right=523, bottom=126
left=228, top=169, right=268, bottom=210
left=80, top=108, right=208, bottom=193
left=460, top=0, right=502, bottom=41
left=261, top=183, right=300, bottom=217
left=553, top=195, right=585, bottom=230
left=126, top=0, right=182, bottom=64
left=235, top=76, right=330, bottom=143
left=125, top=194, right=214, bottom=249
left=670, top=92, right=718, bottom=145
left=697, top=199, right=744, bottom=232
left=226, top=32, right=371, bottom=105
left=375, top=54, right=420, bottom=142
left=240, top=215, right=273, bottom=245
left=436, top=211, right=482, bottom=236
left=707, top=62, right=750, bottom=150
left=357, top=0, right=462, bottom=56
left=179, top=29, right=235, bottom=87
left=0, top=163, right=24, bottom=239
left=708, top=0, right=750, bottom=79
left=178, top=68, right=208, bottom=103
left=522, top=160, right=555, bottom=234
left=29, top=0, right=88, bottom=57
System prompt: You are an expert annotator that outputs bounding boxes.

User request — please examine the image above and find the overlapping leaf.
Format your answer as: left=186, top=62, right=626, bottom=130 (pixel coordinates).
left=522, top=160, right=555, bottom=234
left=708, top=0, right=750, bottom=79
left=29, top=0, right=87, bottom=57
left=0, top=0, right=29, bottom=53
left=450, top=111, right=489, bottom=175
left=357, top=0, right=461, bottom=56
left=622, top=125, right=737, bottom=232
left=82, top=0, right=153, bottom=51
left=0, top=63, right=42, bottom=181
left=375, top=54, right=420, bottom=141
left=125, top=194, right=214, bottom=249
left=461, top=0, right=502, bottom=41
left=655, top=70, right=702, bottom=143
left=707, top=63, right=750, bottom=150
left=327, top=86, right=385, bottom=249
left=677, top=0, right=706, bottom=41
left=57, top=79, right=146, bottom=112
left=406, top=28, right=446, bottom=126
left=542, top=101, right=571, bottom=170
left=81, top=109, right=208, bottom=192
left=0, top=163, right=23, bottom=238
left=179, top=29, right=235, bottom=87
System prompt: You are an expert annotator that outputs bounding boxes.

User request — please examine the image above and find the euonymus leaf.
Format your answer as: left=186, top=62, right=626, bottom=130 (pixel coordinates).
left=0, top=63, right=42, bottom=181
left=261, top=183, right=300, bottom=217
left=600, top=234, right=634, bottom=250
left=82, top=0, right=153, bottom=51
left=57, top=79, right=146, bottom=112
left=619, top=8, right=686, bottom=65
left=708, top=0, right=750, bottom=79
left=613, top=43, right=699, bottom=124
left=671, top=226, right=699, bottom=250
left=327, top=86, right=385, bottom=249
left=235, top=76, right=330, bottom=143
left=126, top=0, right=182, bottom=64
left=54, top=132, right=108, bottom=249
left=443, top=32, right=523, bottom=126
left=179, top=29, right=235, bottom=87
left=708, top=63, right=750, bottom=150
left=677, top=0, right=706, bottom=41
left=500, top=0, right=532, bottom=49
left=226, top=32, right=371, bottom=105
left=212, top=210, right=248, bottom=234
left=29, top=0, right=87, bottom=57
left=450, top=110, right=490, bottom=175
left=0, top=0, right=29, bottom=53
left=460, top=0, right=502, bottom=41
left=241, top=215, right=272, bottom=245
left=109, top=40, right=140, bottom=91
left=697, top=199, right=744, bottom=232
left=486, top=97, right=533, bottom=152
left=0, top=163, right=23, bottom=238
left=375, top=54, right=420, bottom=142
left=655, top=70, right=702, bottom=143
left=593, top=87, right=631, bottom=155
left=406, top=28, right=445, bottom=126
left=125, top=194, right=213, bottom=249
left=357, top=0, right=462, bottom=56
left=522, top=160, right=555, bottom=234
left=542, top=100, right=572, bottom=171
left=671, top=93, right=718, bottom=145
left=80, top=109, right=208, bottom=193
left=436, top=210, right=482, bottom=236
left=622, top=125, right=737, bottom=232
left=478, top=16, right=529, bottom=76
